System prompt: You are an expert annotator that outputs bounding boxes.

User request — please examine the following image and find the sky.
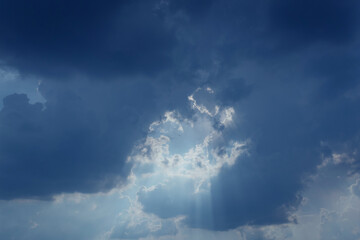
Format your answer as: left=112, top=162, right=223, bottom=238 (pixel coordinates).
left=0, top=0, right=359, bottom=239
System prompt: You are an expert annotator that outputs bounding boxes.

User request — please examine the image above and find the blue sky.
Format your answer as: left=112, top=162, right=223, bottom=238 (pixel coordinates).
left=0, top=0, right=359, bottom=239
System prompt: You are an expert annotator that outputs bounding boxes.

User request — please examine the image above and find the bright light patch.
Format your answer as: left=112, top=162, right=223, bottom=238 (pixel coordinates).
left=111, top=87, right=249, bottom=236
left=129, top=87, right=247, bottom=192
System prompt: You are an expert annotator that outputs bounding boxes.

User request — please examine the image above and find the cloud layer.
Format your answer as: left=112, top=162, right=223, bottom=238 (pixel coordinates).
left=0, top=0, right=359, bottom=238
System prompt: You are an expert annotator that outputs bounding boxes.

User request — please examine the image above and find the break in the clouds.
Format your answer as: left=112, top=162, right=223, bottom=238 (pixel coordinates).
left=0, top=0, right=359, bottom=239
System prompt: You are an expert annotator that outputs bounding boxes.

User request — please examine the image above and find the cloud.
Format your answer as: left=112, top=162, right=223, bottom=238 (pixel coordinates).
left=134, top=90, right=300, bottom=231
left=0, top=66, right=44, bottom=108
left=243, top=156, right=360, bottom=240
left=0, top=1, right=359, bottom=238
left=269, top=0, right=359, bottom=44
left=137, top=75, right=360, bottom=231
left=161, top=155, right=360, bottom=240
left=0, top=190, right=132, bottom=240
left=0, top=0, right=175, bottom=79
left=0, top=77, right=175, bottom=200
left=350, top=178, right=360, bottom=198
left=0, top=92, right=123, bottom=199
left=109, top=199, right=178, bottom=239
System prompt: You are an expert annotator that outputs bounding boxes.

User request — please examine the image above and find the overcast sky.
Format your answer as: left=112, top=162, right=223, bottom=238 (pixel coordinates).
left=0, top=0, right=359, bottom=239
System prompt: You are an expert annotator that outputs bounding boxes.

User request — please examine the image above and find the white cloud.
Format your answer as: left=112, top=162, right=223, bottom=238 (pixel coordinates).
left=129, top=88, right=248, bottom=193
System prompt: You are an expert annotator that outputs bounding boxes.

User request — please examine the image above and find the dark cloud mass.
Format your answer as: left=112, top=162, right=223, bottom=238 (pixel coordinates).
left=0, top=0, right=359, bottom=236
left=0, top=79, right=176, bottom=200
left=269, top=0, right=359, bottom=44
left=0, top=0, right=175, bottom=79
left=0, top=89, right=129, bottom=199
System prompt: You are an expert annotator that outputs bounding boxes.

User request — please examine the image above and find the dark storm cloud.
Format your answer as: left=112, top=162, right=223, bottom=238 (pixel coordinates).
left=0, top=0, right=175, bottom=79
left=0, top=0, right=358, bottom=80
left=307, top=53, right=360, bottom=98
left=0, top=78, right=174, bottom=200
left=0, top=0, right=359, bottom=235
left=0, top=92, right=123, bottom=199
left=269, top=0, right=359, bottom=44
left=167, top=0, right=359, bottom=69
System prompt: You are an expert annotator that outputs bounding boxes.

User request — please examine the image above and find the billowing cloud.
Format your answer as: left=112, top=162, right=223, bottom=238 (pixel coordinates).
left=0, top=78, right=178, bottom=200
left=0, top=0, right=359, bottom=239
